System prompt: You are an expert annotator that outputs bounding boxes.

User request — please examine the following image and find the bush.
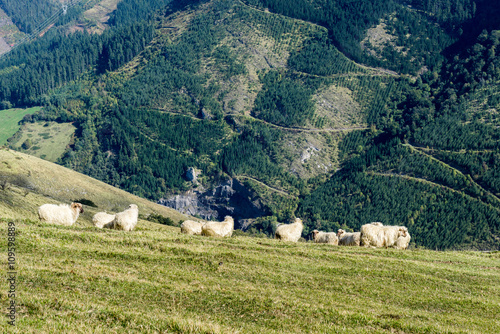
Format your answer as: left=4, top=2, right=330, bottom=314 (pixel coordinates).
left=147, top=213, right=178, bottom=227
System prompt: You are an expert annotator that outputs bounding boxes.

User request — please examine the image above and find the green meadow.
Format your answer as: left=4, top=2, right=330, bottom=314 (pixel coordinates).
left=0, top=219, right=499, bottom=333
left=8, top=121, right=76, bottom=162
left=0, top=107, right=41, bottom=145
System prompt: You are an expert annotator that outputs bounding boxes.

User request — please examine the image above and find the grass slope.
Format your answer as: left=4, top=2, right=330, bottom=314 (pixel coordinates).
left=0, top=107, right=41, bottom=145
left=0, top=219, right=498, bottom=333
left=8, top=121, right=76, bottom=162
left=0, top=148, right=188, bottom=223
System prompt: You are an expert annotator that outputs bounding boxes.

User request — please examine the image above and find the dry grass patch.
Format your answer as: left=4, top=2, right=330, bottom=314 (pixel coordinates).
left=313, top=84, right=365, bottom=128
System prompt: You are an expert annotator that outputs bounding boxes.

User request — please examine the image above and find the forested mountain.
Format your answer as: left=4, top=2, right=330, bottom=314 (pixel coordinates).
left=0, top=0, right=499, bottom=250
left=0, top=0, right=58, bottom=34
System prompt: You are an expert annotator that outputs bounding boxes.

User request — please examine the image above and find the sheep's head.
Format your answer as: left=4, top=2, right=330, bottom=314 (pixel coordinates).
left=398, top=227, right=408, bottom=237
left=337, top=229, right=345, bottom=238
left=312, top=230, right=319, bottom=240
left=293, top=218, right=302, bottom=225
left=223, top=216, right=234, bottom=223
left=71, top=202, right=84, bottom=213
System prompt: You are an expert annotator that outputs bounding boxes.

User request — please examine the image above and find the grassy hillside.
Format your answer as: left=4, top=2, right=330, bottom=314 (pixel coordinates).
left=7, top=121, right=76, bottom=162
left=0, top=148, right=188, bottom=223
left=0, top=217, right=499, bottom=333
left=0, top=107, right=41, bottom=145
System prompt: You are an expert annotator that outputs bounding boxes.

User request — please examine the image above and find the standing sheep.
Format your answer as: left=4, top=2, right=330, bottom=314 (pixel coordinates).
left=312, top=230, right=338, bottom=245
left=275, top=218, right=303, bottom=242
left=92, top=212, right=116, bottom=229
left=360, top=223, right=408, bottom=248
left=109, top=204, right=139, bottom=231
left=38, top=202, right=84, bottom=226
left=180, top=220, right=204, bottom=235
left=337, top=229, right=361, bottom=246
left=201, top=216, right=234, bottom=237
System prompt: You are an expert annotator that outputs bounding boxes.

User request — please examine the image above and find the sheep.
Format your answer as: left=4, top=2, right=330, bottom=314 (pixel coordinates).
left=312, top=230, right=338, bottom=245
left=109, top=204, right=139, bottom=231
left=180, top=220, right=203, bottom=235
left=92, top=212, right=116, bottom=229
left=38, top=202, right=84, bottom=226
left=337, top=229, right=361, bottom=246
left=274, top=218, right=303, bottom=242
left=360, top=223, right=408, bottom=248
left=393, top=233, right=411, bottom=250
left=201, top=216, right=234, bottom=237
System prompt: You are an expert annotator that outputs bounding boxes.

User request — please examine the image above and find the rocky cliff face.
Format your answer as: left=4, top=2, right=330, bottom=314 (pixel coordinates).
left=157, top=178, right=268, bottom=228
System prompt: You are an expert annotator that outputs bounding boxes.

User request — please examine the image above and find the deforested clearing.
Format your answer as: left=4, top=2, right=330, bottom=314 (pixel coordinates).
left=1, top=218, right=498, bottom=333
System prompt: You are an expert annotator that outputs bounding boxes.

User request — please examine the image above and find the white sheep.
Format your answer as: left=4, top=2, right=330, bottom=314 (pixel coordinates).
left=38, top=202, right=84, bottom=226
left=393, top=233, right=411, bottom=250
left=180, top=220, right=204, bottom=235
left=109, top=204, right=139, bottom=231
left=92, top=212, right=116, bottom=229
left=201, top=216, right=234, bottom=237
left=360, top=223, right=408, bottom=248
left=274, top=218, right=303, bottom=242
left=337, top=229, right=361, bottom=246
left=312, top=230, right=338, bottom=245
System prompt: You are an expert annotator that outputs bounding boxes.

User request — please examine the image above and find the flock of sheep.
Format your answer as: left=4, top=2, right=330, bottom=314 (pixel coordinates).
left=37, top=202, right=410, bottom=249
left=37, top=202, right=139, bottom=231
left=313, top=222, right=411, bottom=249
left=182, top=216, right=411, bottom=249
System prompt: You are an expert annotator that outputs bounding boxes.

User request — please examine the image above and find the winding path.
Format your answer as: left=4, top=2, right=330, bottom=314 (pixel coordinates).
left=236, top=175, right=294, bottom=197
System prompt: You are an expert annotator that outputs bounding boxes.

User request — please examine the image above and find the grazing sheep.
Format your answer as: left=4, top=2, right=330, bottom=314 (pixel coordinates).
left=38, top=202, right=84, bottom=226
left=275, top=218, right=303, bottom=242
left=201, top=216, right=234, bottom=237
left=180, top=220, right=203, bottom=235
left=312, top=230, right=338, bottom=245
left=393, top=233, right=411, bottom=250
left=109, top=204, right=139, bottom=231
left=360, top=223, right=408, bottom=248
left=92, top=212, right=116, bottom=229
left=337, top=229, right=361, bottom=246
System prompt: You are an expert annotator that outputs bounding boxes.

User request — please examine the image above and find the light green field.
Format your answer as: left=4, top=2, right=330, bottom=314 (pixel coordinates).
left=0, top=149, right=499, bottom=333
left=0, top=218, right=499, bottom=333
left=9, top=121, right=76, bottom=162
left=0, top=107, right=41, bottom=145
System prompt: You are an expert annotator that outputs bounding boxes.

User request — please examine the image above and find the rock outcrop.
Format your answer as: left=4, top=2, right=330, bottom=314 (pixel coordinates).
left=157, top=178, right=268, bottom=228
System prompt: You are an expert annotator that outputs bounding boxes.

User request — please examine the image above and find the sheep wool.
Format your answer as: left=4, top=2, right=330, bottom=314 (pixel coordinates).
left=393, top=234, right=411, bottom=250
left=312, top=230, right=338, bottom=245
left=275, top=218, right=303, bottom=242
left=181, top=220, right=204, bottom=235
left=201, top=216, right=234, bottom=237
left=360, top=223, right=408, bottom=248
left=111, top=204, right=139, bottom=231
left=337, top=229, right=361, bottom=246
left=38, top=202, right=84, bottom=226
left=92, top=212, right=116, bottom=229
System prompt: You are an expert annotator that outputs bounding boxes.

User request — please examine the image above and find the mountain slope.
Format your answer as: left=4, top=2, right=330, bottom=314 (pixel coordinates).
left=0, top=0, right=500, bottom=250
left=0, top=148, right=188, bottom=223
